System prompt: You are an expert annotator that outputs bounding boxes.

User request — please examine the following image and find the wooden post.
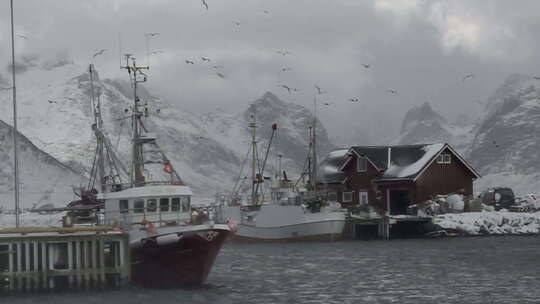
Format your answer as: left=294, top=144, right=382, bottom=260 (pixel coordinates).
left=32, top=241, right=38, bottom=290
left=75, top=240, right=82, bottom=288
left=41, top=242, right=47, bottom=290
left=99, top=239, right=106, bottom=287
left=8, top=243, right=14, bottom=291
left=67, top=240, right=73, bottom=288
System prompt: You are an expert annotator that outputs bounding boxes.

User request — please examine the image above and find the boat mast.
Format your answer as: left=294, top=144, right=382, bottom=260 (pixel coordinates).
left=88, top=64, right=106, bottom=192
left=312, top=97, right=318, bottom=193
left=121, top=54, right=149, bottom=187
left=10, top=0, right=20, bottom=227
left=249, top=114, right=257, bottom=204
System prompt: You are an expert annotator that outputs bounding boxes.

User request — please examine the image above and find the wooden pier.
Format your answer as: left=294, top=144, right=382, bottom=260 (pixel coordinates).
left=0, top=226, right=130, bottom=292
left=346, top=215, right=432, bottom=240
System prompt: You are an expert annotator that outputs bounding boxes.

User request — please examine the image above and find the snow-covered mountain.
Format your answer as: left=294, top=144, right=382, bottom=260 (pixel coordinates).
left=396, top=102, right=473, bottom=153
left=0, top=55, right=333, bottom=199
left=466, top=74, right=540, bottom=194
left=396, top=75, right=540, bottom=195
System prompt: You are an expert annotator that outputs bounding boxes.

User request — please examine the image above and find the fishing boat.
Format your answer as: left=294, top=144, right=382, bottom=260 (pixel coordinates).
left=219, top=111, right=345, bottom=241
left=80, top=60, right=234, bottom=288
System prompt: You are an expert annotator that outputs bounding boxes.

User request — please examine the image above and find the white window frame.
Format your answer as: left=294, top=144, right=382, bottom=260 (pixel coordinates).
left=436, top=153, right=451, bottom=164
left=359, top=191, right=368, bottom=205
left=342, top=192, right=353, bottom=203
left=357, top=157, right=367, bottom=172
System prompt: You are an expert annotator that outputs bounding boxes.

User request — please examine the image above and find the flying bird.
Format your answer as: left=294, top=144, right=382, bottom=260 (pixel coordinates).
left=475, top=100, right=487, bottom=106
left=202, top=0, right=209, bottom=10
left=149, top=51, right=163, bottom=55
left=145, top=32, right=159, bottom=37
left=361, top=63, right=370, bottom=69
left=279, top=85, right=292, bottom=94
left=201, top=57, right=211, bottom=62
left=17, top=34, right=28, bottom=40
left=314, top=84, right=327, bottom=95
left=322, top=102, right=333, bottom=106
left=280, top=67, right=291, bottom=72
left=216, top=72, right=225, bottom=79
left=212, top=65, right=224, bottom=69
left=386, top=89, right=398, bottom=95
left=349, top=98, right=359, bottom=102
left=492, top=140, right=500, bottom=148
left=462, top=73, right=474, bottom=82
left=277, top=50, right=291, bottom=56
left=92, top=49, right=107, bottom=58
left=263, top=10, right=269, bottom=14
left=234, top=21, right=240, bottom=26
left=47, top=99, right=57, bottom=104
left=533, top=76, right=540, bottom=80
left=0, top=87, right=12, bottom=91
left=185, top=60, right=195, bottom=64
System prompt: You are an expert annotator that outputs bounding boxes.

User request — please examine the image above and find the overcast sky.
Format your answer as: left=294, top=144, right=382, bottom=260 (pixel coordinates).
left=1, top=0, right=540, bottom=145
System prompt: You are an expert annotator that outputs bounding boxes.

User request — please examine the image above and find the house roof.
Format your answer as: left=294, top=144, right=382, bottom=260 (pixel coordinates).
left=322, top=143, right=480, bottom=183
left=317, top=149, right=348, bottom=184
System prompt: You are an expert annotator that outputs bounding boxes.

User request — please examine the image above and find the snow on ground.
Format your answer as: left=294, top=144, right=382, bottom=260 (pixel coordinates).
left=434, top=211, right=540, bottom=235
left=0, top=212, right=64, bottom=228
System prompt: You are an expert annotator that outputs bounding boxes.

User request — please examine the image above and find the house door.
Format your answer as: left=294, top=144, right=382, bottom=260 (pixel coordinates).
left=389, top=190, right=409, bottom=215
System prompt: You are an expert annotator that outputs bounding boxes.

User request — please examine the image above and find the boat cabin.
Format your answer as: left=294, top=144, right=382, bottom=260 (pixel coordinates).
left=99, top=185, right=193, bottom=226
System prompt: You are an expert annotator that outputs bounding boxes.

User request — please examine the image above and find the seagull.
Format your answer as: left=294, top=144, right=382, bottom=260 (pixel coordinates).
left=277, top=50, right=291, bottom=56
left=361, top=63, right=370, bottom=69
left=322, top=102, right=333, bottom=106
left=212, top=65, right=224, bottom=69
left=492, top=140, right=500, bottom=148
left=202, top=0, right=209, bottom=10
left=234, top=21, right=240, bottom=26
left=201, top=57, right=211, bottom=62
left=145, top=32, right=159, bottom=37
left=17, top=34, right=28, bottom=40
left=47, top=99, right=57, bottom=104
left=149, top=51, right=163, bottom=55
left=475, top=100, right=487, bottom=106
left=534, top=76, right=540, bottom=80
left=314, top=84, right=327, bottom=95
left=195, top=136, right=205, bottom=140
left=349, top=98, right=359, bottom=102
left=462, top=73, right=474, bottom=82
left=216, top=72, right=225, bottom=79
left=0, top=87, right=13, bottom=91
left=185, top=60, right=195, bottom=64
left=279, top=85, right=292, bottom=94
left=280, top=67, right=291, bottom=72
left=263, top=10, right=269, bottom=14
left=92, top=49, right=107, bottom=58
left=386, top=89, right=398, bottom=95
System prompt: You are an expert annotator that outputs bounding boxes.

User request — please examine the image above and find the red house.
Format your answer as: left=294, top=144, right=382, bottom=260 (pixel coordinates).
left=318, top=143, right=480, bottom=215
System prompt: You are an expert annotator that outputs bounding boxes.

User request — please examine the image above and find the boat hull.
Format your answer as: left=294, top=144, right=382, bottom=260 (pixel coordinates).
left=130, top=227, right=229, bottom=288
left=229, top=219, right=345, bottom=242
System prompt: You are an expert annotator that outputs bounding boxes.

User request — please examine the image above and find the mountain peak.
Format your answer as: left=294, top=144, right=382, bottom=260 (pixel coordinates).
left=401, top=101, right=447, bottom=133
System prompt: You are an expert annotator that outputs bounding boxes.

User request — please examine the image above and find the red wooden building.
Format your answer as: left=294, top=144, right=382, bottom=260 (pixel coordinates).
left=318, top=143, right=480, bottom=215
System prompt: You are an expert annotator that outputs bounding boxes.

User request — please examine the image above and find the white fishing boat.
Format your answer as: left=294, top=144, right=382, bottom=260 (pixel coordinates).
left=219, top=110, right=346, bottom=241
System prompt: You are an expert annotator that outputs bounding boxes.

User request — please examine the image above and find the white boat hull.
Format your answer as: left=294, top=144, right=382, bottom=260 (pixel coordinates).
left=222, top=205, right=346, bottom=241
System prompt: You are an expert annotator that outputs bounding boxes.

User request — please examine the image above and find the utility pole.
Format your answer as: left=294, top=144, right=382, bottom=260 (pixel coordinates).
left=10, top=0, right=20, bottom=228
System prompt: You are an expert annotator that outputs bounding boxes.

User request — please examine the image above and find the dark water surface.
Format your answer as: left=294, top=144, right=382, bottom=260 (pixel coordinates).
left=5, top=236, right=540, bottom=303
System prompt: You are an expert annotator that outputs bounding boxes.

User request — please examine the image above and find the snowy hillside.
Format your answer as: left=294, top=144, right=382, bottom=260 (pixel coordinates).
left=0, top=119, right=85, bottom=209
left=396, top=102, right=473, bottom=154
left=0, top=55, right=333, bottom=198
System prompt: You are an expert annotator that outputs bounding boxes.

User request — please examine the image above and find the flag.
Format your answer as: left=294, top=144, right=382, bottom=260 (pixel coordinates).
left=163, top=161, right=173, bottom=174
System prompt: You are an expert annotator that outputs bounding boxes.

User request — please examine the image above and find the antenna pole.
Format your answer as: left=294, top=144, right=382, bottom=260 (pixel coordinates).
left=10, top=0, right=20, bottom=228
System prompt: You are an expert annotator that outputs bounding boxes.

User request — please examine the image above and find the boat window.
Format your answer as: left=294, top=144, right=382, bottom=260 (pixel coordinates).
left=160, top=198, right=170, bottom=212
left=171, top=197, right=180, bottom=211
left=134, top=199, right=144, bottom=213
left=119, top=200, right=129, bottom=214
left=181, top=196, right=190, bottom=212
left=147, top=199, right=157, bottom=212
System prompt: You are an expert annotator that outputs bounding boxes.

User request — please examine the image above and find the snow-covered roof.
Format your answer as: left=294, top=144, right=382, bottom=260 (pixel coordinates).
left=317, top=149, right=349, bottom=183
left=381, top=143, right=445, bottom=179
